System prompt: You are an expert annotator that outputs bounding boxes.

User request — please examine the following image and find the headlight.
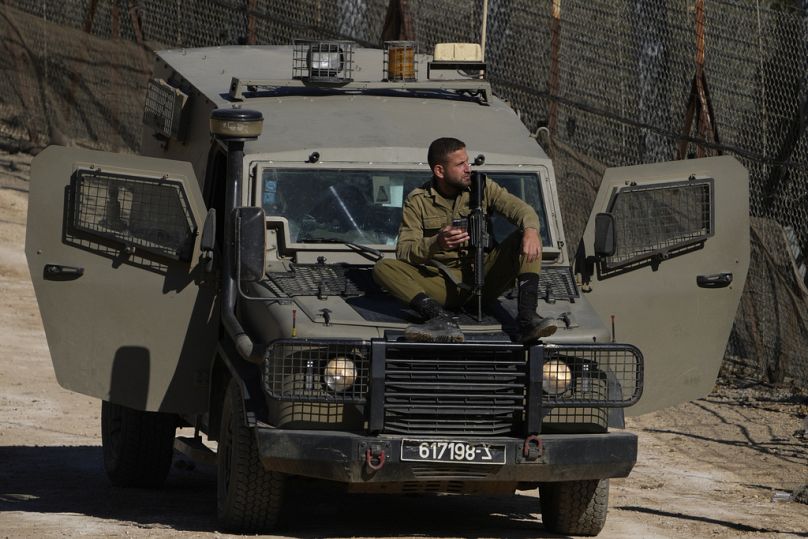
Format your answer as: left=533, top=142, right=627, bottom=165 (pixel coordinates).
left=542, top=360, right=572, bottom=395
left=323, top=357, right=356, bottom=393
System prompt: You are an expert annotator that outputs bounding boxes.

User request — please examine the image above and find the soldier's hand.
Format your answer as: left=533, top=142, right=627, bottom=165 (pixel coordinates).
left=521, top=227, right=542, bottom=263
left=437, top=225, right=470, bottom=250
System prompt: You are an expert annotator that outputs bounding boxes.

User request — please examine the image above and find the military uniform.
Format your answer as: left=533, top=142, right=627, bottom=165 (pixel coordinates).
left=373, top=178, right=542, bottom=309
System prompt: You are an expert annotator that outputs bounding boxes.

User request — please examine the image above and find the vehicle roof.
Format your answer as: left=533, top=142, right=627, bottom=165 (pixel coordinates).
left=157, top=46, right=549, bottom=163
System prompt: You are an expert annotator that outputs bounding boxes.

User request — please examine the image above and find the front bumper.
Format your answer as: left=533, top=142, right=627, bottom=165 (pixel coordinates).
left=256, top=428, right=637, bottom=483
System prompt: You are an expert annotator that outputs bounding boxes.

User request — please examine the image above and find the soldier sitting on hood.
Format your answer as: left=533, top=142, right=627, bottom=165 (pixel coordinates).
left=373, top=137, right=558, bottom=343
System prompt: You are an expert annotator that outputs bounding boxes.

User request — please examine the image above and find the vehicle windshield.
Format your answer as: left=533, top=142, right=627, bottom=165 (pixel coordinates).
left=261, top=168, right=551, bottom=246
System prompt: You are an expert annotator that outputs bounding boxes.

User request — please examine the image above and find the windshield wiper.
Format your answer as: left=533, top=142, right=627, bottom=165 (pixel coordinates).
left=345, top=242, right=383, bottom=262
left=298, top=237, right=344, bottom=243
left=297, top=238, right=383, bottom=262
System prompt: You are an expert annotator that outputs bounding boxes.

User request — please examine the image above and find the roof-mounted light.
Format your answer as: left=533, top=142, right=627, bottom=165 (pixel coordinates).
left=384, top=40, right=417, bottom=82
left=293, top=40, right=354, bottom=85
left=428, top=42, right=486, bottom=80
left=210, top=107, right=263, bottom=141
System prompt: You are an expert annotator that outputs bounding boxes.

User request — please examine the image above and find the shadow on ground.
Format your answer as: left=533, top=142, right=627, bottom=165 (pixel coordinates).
left=617, top=506, right=808, bottom=537
left=0, top=446, right=217, bottom=532
left=0, top=445, right=569, bottom=537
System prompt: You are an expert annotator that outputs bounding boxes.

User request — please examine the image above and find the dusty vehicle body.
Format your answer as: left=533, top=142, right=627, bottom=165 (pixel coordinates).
left=25, top=42, right=749, bottom=535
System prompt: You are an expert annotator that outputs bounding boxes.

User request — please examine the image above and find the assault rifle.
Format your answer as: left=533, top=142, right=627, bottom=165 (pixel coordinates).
left=468, top=171, right=488, bottom=322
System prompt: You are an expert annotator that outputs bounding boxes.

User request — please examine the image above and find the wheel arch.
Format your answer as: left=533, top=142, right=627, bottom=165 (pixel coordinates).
left=207, top=339, right=267, bottom=441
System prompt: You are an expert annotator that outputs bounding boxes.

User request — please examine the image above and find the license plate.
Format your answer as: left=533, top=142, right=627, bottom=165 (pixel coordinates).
left=400, top=439, right=506, bottom=464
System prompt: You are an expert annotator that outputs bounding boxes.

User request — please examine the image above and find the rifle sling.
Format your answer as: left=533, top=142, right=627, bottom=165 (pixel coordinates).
left=426, top=259, right=472, bottom=291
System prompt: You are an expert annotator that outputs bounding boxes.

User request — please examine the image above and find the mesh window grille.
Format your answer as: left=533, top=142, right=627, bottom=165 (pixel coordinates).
left=70, top=169, right=197, bottom=261
left=143, top=79, right=188, bottom=139
left=605, top=179, right=713, bottom=269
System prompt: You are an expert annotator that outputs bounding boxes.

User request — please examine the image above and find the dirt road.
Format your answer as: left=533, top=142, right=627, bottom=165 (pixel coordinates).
left=1, top=151, right=806, bottom=538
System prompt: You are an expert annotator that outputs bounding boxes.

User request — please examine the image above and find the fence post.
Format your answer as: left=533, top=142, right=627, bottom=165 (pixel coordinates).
left=129, top=2, right=144, bottom=45
left=548, top=0, right=561, bottom=136
left=83, top=0, right=99, bottom=33
left=247, top=0, right=257, bottom=45
left=111, top=1, right=121, bottom=39
left=381, top=0, right=415, bottom=42
left=677, top=0, right=720, bottom=159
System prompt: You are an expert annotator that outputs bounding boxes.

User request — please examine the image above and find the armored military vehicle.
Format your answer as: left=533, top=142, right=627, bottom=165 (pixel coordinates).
left=25, top=40, right=749, bottom=536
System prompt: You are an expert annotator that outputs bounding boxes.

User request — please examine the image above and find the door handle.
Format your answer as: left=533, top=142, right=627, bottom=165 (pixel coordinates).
left=43, top=264, right=85, bottom=281
left=697, top=272, right=732, bottom=289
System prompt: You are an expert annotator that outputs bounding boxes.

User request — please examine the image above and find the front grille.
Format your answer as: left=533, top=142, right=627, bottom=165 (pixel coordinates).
left=262, top=339, right=644, bottom=435
left=401, top=481, right=466, bottom=494
left=410, top=464, right=497, bottom=479
left=381, top=342, right=526, bottom=436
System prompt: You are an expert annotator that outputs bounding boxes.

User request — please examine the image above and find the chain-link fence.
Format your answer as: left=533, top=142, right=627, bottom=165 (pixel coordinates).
left=1, top=0, right=806, bottom=386
left=0, top=5, right=152, bottom=151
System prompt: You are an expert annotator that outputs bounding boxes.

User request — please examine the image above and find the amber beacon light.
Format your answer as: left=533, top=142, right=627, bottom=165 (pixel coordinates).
left=384, top=41, right=417, bottom=82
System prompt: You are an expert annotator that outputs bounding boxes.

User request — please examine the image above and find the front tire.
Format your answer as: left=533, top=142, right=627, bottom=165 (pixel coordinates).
left=539, top=478, right=609, bottom=536
left=101, top=401, right=177, bottom=487
left=217, top=378, right=284, bottom=533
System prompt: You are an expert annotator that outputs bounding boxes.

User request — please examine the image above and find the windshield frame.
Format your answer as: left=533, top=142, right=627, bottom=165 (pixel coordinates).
left=252, top=162, right=561, bottom=256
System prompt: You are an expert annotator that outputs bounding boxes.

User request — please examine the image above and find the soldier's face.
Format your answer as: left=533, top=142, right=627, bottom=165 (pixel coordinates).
left=435, top=148, right=471, bottom=194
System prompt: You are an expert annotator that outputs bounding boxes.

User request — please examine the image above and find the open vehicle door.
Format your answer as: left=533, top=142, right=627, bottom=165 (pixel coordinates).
left=25, top=146, right=218, bottom=413
left=579, top=156, right=749, bottom=415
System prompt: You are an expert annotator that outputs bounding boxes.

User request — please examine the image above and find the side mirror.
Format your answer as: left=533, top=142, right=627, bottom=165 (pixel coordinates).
left=594, top=212, right=616, bottom=257
left=235, top=207, right=266, bottom=282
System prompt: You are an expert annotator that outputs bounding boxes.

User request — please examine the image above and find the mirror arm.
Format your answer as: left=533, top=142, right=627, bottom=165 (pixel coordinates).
left=211, top=107, right=265, bottom=364
left=220, top=140, right=262, bottom=364
left=574, top=239, right=591, bottom=288
left=200, top=208, right=216, bottom=272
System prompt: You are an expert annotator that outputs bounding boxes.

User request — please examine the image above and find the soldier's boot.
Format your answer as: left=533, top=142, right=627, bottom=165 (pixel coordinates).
left=404, top=293, right=464, bottom=343
left=516, top=273, right=559, bottom=343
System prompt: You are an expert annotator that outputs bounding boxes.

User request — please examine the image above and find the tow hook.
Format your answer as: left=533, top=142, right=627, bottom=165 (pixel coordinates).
left=365, top=446, right=386, bottom=471
left=523, top=434, right=543, bottom=460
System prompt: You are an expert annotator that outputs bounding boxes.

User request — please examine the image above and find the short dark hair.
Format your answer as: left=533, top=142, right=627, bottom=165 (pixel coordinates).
left=428, top=137, right=466, bottom=170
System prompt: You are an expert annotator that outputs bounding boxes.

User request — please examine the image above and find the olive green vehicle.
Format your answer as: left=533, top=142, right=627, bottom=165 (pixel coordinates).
left=25, top=42, right=749, bottom=536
